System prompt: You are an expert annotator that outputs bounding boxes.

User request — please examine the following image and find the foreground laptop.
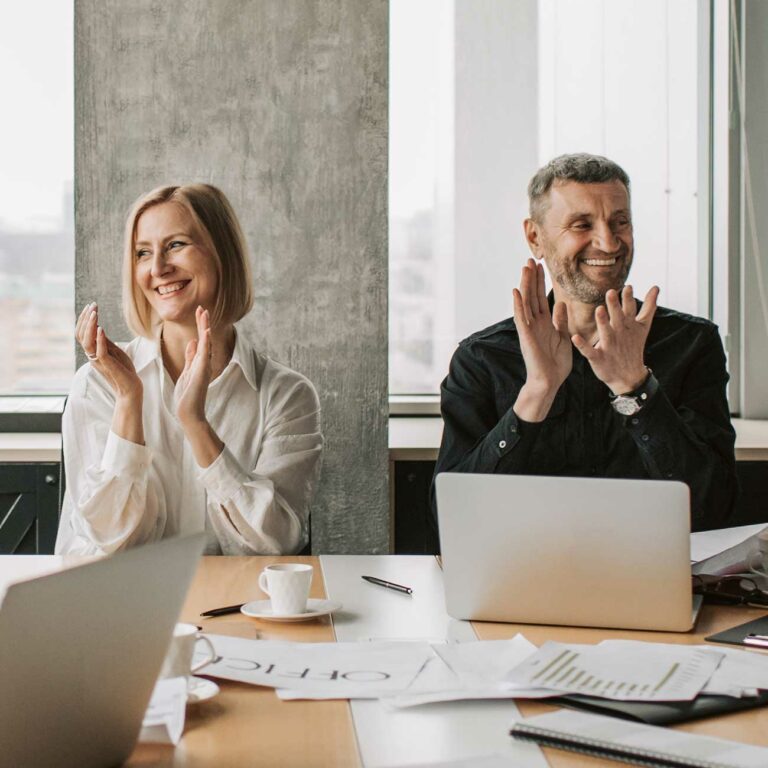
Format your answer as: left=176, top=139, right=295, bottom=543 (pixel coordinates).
left=0, top=533, right=206, bottom=768
left=436, top=473, right=695, bottom=632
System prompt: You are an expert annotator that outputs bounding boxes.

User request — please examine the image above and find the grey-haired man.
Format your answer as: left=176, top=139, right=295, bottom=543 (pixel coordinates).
left=432, top=153, right=736, bottom=532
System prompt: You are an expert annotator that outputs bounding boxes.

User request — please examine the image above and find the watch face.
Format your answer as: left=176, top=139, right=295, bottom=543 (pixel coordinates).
left=613, top=396, right=640, bottom=416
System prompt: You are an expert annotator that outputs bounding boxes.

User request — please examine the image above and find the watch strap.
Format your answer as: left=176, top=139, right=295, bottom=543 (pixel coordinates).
left=609, top=369, right=659, bottom=414
left=610, top=368, right=656, bottom=399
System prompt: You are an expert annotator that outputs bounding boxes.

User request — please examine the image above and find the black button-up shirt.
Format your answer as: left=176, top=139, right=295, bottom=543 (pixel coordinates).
left=432, top=301, right=737, bottom=532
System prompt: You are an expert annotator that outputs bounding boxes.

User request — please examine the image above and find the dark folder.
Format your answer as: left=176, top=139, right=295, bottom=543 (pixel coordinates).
left=705, top=614, right=768, bottom=648
left=552, top=691, right=768, bottom=725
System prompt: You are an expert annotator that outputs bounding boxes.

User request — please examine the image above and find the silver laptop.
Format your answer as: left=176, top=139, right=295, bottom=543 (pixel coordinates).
left=0, top=533, right=206, bottom=768
left=436, top=473, right=697, bottom=631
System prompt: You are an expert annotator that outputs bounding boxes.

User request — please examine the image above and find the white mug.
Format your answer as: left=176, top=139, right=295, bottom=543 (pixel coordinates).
left=160, top=622, right=216, bottom=679
left=258, top=563, right=313, bottom=615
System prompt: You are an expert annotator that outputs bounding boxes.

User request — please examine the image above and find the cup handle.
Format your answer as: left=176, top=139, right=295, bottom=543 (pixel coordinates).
left=190, top=635, right=217, bottom=674
left=259, top=570, right=270, bottom=596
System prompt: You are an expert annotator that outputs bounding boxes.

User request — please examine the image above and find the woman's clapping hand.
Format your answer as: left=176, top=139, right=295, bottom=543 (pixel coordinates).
left=174, top=306, right=213, bottom=427
left=76, top=302, right=142, bottom=402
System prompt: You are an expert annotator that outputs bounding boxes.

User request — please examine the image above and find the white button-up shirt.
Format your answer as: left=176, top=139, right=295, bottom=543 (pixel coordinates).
left=55, top=328, right=322, bottom=555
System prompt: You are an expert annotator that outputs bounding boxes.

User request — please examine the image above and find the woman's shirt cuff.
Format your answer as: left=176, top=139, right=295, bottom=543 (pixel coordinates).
left=101, top=430, right=152, bottom=482
left=197, top=445, right=254, bottom=503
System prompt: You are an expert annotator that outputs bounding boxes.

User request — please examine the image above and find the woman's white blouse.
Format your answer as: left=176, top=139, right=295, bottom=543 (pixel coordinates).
left=55, top=329, right=322, bottom=555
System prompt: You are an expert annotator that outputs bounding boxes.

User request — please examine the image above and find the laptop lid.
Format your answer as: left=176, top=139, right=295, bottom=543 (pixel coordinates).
left=0, top=533, right=205, bottom=768
left=436, top=473, right=693, bottom=632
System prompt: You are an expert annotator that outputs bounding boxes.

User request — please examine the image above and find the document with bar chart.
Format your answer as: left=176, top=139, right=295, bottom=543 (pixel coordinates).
left=504, top=641, right=723, bottom=701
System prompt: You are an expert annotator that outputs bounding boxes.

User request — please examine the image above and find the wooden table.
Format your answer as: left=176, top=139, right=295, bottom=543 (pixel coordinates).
left=129, top=555, right=359, bottom=767
left=138, top=556, right=768, bottom=767
left=2, top=554, right=767, bottom=767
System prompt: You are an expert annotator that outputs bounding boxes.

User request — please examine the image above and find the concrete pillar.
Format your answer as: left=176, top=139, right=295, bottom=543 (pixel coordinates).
left=75, top=0, right=389, bottom=552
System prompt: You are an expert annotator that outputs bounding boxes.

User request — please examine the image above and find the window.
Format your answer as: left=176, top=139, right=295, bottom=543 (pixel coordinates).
left=390, top=0, right=708, bottom=396
left=0, top=2, right=74, bottom=394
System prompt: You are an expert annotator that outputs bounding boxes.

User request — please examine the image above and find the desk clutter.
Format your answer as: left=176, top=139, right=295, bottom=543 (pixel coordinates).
left=179, top=632, right=768, bottom=709
left=138, top=631, right=768, bottom=766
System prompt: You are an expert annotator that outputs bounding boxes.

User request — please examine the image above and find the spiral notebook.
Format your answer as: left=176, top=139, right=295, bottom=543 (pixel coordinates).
left=510, top=710, right=768, bottom=768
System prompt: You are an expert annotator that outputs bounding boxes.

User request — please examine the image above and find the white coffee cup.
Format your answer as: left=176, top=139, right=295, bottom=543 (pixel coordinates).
left=258, top=563, right=313, bottom=615
left=160, top=622, right=216, bottom=680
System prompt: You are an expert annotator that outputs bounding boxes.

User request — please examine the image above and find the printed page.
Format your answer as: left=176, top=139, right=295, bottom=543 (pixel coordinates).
left=505, top=641, right=723, bottom=701
left=201, top=635, right=433, bottom=699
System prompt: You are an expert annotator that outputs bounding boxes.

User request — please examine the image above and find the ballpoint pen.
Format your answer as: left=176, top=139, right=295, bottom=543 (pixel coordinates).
left=744, top=634, right=768, bottom=648
left=361, top=575, right=413, bottom=595
left=200, top=603, right=246, bottom=617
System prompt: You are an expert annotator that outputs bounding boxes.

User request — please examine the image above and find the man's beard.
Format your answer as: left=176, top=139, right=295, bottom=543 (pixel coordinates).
left=547, top=246, right=632, bottom=304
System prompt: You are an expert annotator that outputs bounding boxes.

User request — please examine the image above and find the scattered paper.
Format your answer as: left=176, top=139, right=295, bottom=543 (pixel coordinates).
left=704, top=646, right=768, bottom=697
left=597, top=640, right=768, bottom=699
left=139, top=677, right=187, bottom=745
left=690, top=524, right=768, bottom=564
left=383, top=635, right=560, bottom=708
left=200, top=631, right=768, bottom=709
left=202, top=634, right=432, bottom=699
left=434, top=636, right=538, bottom=689
left=505, top=640, right=724, bottom=701
left=692, top=526, right=768, bottom=576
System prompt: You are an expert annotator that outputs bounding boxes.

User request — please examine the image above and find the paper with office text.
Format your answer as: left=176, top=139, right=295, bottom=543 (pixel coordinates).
left=505, top=641, right=724, bottom=701
left=201, top=634, right=432, bottom=699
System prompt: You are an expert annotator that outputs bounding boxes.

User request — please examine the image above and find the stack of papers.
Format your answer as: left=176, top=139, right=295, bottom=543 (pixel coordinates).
left=198, top=633, right=768, bottom=707
left=691, top=524, right=768, bottom=575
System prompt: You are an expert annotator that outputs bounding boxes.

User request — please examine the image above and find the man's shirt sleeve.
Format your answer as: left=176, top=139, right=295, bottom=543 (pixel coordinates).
left=621, top=325, right=737, bottom=530
left=430, top=340, right=546, bottom=527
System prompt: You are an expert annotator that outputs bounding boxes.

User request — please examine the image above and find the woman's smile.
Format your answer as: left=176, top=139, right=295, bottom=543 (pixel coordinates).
left=156, top=280, right=191, bottom=297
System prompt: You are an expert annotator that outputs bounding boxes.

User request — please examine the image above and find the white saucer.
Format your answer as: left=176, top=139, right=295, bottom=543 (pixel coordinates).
left=187, top=676, right=220, bottom=704
left=240, top=598, right=342, bottom=622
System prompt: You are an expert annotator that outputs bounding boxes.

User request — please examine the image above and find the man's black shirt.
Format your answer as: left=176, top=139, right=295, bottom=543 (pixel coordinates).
left=432, top=302, right=737, bottom=532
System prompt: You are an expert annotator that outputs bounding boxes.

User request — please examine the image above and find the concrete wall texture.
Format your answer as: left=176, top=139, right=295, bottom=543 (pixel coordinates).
left=74, top=0, right=389, bottom=553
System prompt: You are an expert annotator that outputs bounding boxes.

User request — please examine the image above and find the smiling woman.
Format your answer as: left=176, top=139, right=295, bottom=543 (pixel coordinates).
left=55, top=184, right=323, bottom=556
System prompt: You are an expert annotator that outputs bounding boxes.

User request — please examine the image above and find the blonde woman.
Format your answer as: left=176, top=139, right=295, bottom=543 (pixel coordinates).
left=55, top=184, right=322, bottom=555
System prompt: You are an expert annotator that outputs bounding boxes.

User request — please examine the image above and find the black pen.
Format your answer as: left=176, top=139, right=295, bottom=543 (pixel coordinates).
left=200, top=603, right=245, bottom=617
left=362, top=575, right=413, bottom=595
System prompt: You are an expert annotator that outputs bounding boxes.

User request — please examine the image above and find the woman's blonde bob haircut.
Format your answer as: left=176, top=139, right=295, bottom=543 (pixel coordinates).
left=122, top=183, right=254, bottom=337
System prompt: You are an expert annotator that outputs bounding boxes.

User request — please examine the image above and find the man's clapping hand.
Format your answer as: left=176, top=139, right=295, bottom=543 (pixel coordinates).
left=512, top=258, right=571, bottom=422
left=572, top=285, right=658, bottom=395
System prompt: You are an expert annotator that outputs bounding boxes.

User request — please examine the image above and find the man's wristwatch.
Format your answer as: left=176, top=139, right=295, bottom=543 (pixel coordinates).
left=609, top=368, right=658, bottom=416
